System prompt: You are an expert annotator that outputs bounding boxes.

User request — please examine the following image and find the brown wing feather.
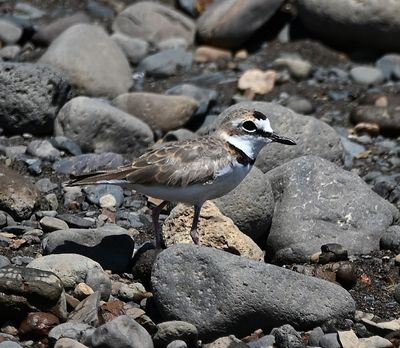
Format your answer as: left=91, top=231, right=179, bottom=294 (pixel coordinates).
left=69, top=137, right=233, bottom=188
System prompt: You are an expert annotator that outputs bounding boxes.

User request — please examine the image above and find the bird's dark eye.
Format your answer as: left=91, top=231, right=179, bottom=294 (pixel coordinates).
left=242, top=120, right=257, bottom=133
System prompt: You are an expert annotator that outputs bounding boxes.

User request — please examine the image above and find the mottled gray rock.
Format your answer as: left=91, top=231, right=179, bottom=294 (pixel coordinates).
left=49, top=323, right=94, bottom=346
left=27, top=140, right=61, bottom=161
left=85, top=267, right=112, bottom=301
left=165, top=83, right=218, bottom=116
left=0, top=266, right=66, bottom=321
left=380, top=225, right=400, bottom=252
left=350, top=66, right=385, bottom=85
left=53, top=153, right=128, bottom=176
left=271, top=324, right=305, bottom=348
left=42, top=225, right=134, bottom=273
left=54, top=338, right=89, bottom=348
left=138, top=49, right=193, bottom=78
left=27, top=254, right=104, bottom=289
left=112, top=2, right=195, bottom=46
left=0, top=342, right=23, bottom=348
left=0, top=45, right=21, bottom=60
left=152, top=244, right=355, bottom=341
left=68, top=292, right=101, bottom=327
left=248, top=335, right=275, bottom=348
left=35, top=178, right=58, bottom=193
left=197, top=0, right=284, bottom=48
left=0, top=63, right=70, bottom=135
left=0, top=255, right=11, bottom=268
left=33, top=12, right=90, bottom=45
left=55, top=97, right=153, bottom=157
left=39, top=24, right=132, bottom=98
left=376, top=54, right=400, bottom=80
left=319, top=333, right=340, bottom=348
left=212, top=102, right=344, bottom=172
left=113, top=92, right=198, bottom=133
left=297, top=0, right=400, bottom=51
left=153, top=321, right=198, bottom=348
left=266, top=156, right=399, bottom=264
left=214, top=167, right=274, bottom=240
left=0, top=164, right=38, bottom=220
left=0, top=19, right=22, bottom=44
left=90, top=315, right=153, bottom=348
left=111, top=33, right=149, bottom=64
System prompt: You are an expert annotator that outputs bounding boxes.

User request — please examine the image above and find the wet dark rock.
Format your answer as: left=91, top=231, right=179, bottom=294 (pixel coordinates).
left=197, top=0, right=285, bottom=49
left=266, top=156, right=399, bottom=264
left=138, top=49, right=193, bottom=78
left=336, top=262, right=357, bottom=289
left=90, top=315, right=153, bottom=348
left=53, top=153, right=128, bottom=176
left=0, top=266, right=66, bottom=321
left=372, top=174, right=400, bottom=203
left=39, top=24, right=132, bottom=98
left=213, top=102, right=344, bottom=172
left=55, top=97, right=153, bottom=158
left=214, top=167, right=274, bottom=240
left=376, top=54, right=400, bottom=80
left=112, top=2, right=195, bottom=46
left=42, top=225, right=134, bottom=273
left=165, top=83, right=218, bottom=116
left=271, top=324, right=305, bottom=348
left=18, top=312, right=59, bottom=339
left=48, top=323, right=94, bottom=347
left=380, top=226, right=400, bottom=253
left=152, top=245, right=355, bottom=341
left=0, top=62, right=70, bottom=135
left=56, top=214, right=95, bottom=229
left=132, top=248, right=162, bottom=289
left=51, top=136, right=82, bottom=156
left=153, top=321, right=198, bottom=348
left=319, top=243, right=348, bottom=264
left=0, top=164, right=38, bottom=220
left=33, top=12, right=90, bottom=45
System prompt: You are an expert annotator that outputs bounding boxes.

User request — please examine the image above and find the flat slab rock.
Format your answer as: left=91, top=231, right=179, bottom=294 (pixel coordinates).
left=151, top=244, right=355, bottom=341
left=211, top=102, right=344, bottom=173
left=266, top=155, right=400, bottom=264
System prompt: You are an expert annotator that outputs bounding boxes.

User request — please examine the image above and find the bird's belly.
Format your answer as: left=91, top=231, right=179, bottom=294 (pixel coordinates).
left=132, top=164, right=251, bottom=205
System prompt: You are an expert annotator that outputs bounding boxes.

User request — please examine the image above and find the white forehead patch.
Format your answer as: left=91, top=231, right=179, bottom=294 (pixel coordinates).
left=255, top=118, right=273, bottom=133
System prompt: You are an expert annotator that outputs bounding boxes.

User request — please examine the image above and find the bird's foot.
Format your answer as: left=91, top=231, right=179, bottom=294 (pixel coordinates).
left=190, top=229, right=201, bottom=245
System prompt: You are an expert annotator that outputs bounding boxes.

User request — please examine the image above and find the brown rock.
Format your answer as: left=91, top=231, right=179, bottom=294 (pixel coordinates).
left=195, top=46, right=232, bottom=62
left=163, top=201, right=263, bottom=261
left=0, top=164, right=38, bottom=220
left=238, top=69, right=276, bottom=97
left=100, top=299, right=125, bottom=323
left=19, top=312, right=60, bottom=339
left=113, top=92, right=198, bottom=133
left=73, top=283, right=94, bottom=300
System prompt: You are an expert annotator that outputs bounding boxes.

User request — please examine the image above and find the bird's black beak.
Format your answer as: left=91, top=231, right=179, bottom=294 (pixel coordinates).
left=268, top=132, right=296, bottom=145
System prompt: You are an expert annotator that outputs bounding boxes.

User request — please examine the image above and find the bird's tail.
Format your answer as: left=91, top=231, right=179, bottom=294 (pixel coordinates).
left=67, top=167, right=133, bottom=186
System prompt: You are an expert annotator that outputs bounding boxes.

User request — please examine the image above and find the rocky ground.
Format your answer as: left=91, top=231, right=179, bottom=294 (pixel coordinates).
left=0, top=0, right=400, bottom=348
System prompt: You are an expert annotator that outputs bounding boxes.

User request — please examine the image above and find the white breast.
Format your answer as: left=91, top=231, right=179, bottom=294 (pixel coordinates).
left=132, top=161, right=252, bottom=205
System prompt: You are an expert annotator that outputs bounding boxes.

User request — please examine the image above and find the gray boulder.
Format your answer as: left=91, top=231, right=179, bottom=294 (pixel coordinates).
left=42, top=225, right=135, bottom=273
left=55, top=97, right=153, bottom=157
left=112, top=2, right=195, bottom=46
left=49, top=323, right=94, bottom=346
left=266, top=156, right=399, bottom=264
left=90, top=315, right=153, bottom=348
left=297, top=0, right=400, bottom=51
left=152, top=244, right=355, bottom=341
left=39, top=24, right=132, bottom=98
left=212, top=102, right=344, bottom=173
left=214, top=167, right=274, bottom=241
left=197, top=0, right=285, bottom=48
left=153, top=321, right=198, bottom=348
left=0, top=62, right=70, bottom=135
left=27, top=254, right=105, bottom=289
left=0, top=19, right=22, bottom=44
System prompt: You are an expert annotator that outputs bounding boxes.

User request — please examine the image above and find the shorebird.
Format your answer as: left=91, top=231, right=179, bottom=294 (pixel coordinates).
left=69, top=108, right=296, bottom=248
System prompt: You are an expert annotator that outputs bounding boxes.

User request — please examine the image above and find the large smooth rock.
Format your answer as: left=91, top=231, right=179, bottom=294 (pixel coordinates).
left=39, top=24, right=132, bottom=98
left=297, top=0, right=400, bottom=51
left=163, top=201, right=263, bottom=261
left=0, top=266, right=66, bottom=321
left=112, top=2, right=195, bottom=46
left=197, top=0, right=285, bottom=48
left=55, top=97, right=153, bottom=157
left=0, top=164, right=38, bottom=220
left=0, top=19, right=22, bottom=44
left=0, top=63, right=70, bottom=135
left=28, top=254, right=104, bottom=289
left=43, top=225, right=134, bottom=273
left=113, top=93, right=198, bottom=133
left=90, top=315, right=153, bottom=348
left=212, top=102, right=344, bottom=172
left=152, top=245, right=355, bottom=341
left=266, top=156, right=399, bottom=264
left=214, top=167, right=274, bottom=241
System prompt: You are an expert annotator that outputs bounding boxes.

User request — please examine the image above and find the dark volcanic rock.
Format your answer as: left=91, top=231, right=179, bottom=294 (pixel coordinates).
left=0, top=63, right=70, bottom=135
left=266, top=156, right=399, bottom=264
left=151, top=244, right=355, bottom=341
